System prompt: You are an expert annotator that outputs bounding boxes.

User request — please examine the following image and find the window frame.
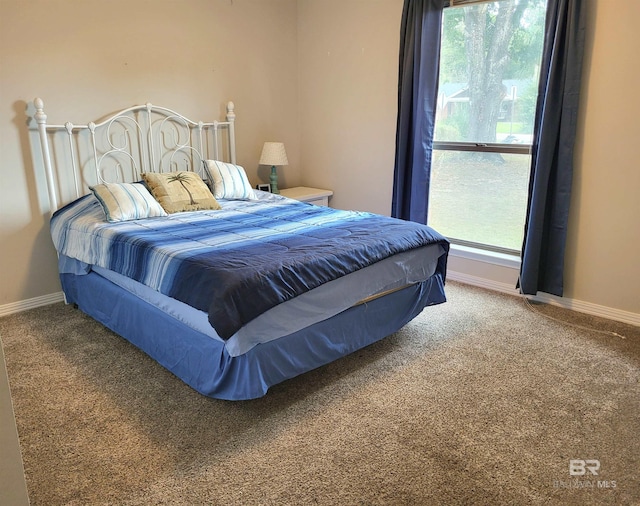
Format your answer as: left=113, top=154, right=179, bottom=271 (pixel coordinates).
left=432, top=141, right=531, bottom=156
left=445, top=0, right=502, bottom=7
left=430, top=0, right=542, bottom=256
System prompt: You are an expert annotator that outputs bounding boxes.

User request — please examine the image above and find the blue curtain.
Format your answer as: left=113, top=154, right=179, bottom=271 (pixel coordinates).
left=391, top=0, right=445, bottom=224
left=519, top=0, right=586, bottom=296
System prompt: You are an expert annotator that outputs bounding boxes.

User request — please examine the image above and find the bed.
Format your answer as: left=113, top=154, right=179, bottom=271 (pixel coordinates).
left=31, top=98, right=449, bottom=400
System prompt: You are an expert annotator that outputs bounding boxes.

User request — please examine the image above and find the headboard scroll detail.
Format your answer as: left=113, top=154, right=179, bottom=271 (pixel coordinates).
left=32, top=98, right=237, bottom=213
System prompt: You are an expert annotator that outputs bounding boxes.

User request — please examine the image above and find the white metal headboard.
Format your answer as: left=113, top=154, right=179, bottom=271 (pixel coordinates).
left=32, top=98, right=237, bottom=213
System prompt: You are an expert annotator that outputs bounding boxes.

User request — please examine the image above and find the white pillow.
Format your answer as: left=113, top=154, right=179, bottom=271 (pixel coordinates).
left=204, top=160, right=256, bottom=200
left=90, top=182, right=167, bottom=222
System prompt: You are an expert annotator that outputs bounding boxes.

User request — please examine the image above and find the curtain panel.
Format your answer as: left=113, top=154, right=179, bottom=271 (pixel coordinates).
left=519, top=0, right=586, bottom=296
left=391, top=0, right=445, bottom=224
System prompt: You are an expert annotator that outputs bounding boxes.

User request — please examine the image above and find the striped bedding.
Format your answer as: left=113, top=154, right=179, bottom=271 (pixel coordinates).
left=51, top=193, right=449, bottom=339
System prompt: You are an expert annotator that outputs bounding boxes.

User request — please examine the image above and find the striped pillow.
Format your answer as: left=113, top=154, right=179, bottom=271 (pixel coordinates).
left=204, top=160, right=256, bottom=200
left=90, top=182, right=167, bottom=222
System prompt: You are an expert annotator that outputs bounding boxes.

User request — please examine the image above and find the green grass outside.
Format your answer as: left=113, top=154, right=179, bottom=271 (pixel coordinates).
left=496, top=122, right=532, bottom=135
left=428, top=152, right=530, bottom=251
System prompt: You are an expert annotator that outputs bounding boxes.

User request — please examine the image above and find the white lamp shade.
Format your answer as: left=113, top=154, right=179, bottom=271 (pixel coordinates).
left=259, top=142, right=289, bottom=166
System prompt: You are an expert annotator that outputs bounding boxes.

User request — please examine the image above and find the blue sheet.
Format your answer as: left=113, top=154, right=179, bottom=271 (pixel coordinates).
left=51, top=194, right=449, bottom=340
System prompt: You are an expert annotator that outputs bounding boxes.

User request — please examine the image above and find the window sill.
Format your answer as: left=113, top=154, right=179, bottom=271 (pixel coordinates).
left=449, top=243, right=521, bottom=269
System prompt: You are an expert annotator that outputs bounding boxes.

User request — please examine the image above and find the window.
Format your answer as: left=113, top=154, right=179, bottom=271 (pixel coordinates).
left=428, top=0, right=547, bottom=253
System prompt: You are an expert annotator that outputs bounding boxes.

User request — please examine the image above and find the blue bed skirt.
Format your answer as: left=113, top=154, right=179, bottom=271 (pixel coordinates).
left=60, top=271, right=446, bottom=400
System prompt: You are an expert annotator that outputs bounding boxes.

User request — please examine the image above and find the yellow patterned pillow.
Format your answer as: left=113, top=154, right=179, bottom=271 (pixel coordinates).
left=142, top=171, right=221, bottom=213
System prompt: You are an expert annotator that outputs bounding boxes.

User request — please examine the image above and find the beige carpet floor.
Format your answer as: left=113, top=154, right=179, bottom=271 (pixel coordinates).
left=1, top=282, right=638, bottom=505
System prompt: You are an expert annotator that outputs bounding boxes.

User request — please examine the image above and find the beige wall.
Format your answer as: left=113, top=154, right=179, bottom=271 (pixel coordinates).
left=298, top=0, right=403, bottom=214
left=1, top=0, right=638, bottom=316
left=564, top=0, right=640, bottom=313
left=0, top=0, right=300, bottom=305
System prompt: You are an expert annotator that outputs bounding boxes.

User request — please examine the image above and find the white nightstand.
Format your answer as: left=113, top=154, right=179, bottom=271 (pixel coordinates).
left=280, top=187, right=333, bottom=207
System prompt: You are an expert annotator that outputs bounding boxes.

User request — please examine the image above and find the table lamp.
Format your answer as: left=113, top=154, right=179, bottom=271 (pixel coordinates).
left=259, top=142, right=288, bottom=194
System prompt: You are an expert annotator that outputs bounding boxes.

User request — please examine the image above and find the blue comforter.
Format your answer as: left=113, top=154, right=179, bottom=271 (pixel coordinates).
left=51, top=194, right=449, bottom=339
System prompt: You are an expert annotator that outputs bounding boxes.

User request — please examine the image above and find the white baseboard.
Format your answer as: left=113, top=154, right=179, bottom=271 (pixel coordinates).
left=0, top=292, right=65, bottom=318
left=447, top=270, right=640, bottom=327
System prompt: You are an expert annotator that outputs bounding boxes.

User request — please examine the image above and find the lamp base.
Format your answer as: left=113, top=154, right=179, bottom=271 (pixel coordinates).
left=269, top=166, right=280, bottom=194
